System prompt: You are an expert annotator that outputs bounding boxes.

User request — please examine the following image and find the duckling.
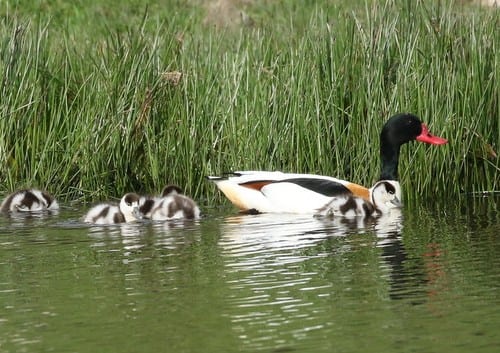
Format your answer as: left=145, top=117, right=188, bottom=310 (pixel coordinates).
left=138, top=184, right=200, bottom=221
left=137, top=184, right=185, bottom=219
left=315, top=180, right=401, bottom=218
left=0, top=189, right=59, bottom=213
left=83, top=193, right=142, bottom=224
left=149, top=185, right=201, bottom=221
left=149, top=194, right=201, bottom=220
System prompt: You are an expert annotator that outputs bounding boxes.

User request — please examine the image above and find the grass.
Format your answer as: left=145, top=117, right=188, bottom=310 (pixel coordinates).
left=0, top=0, right=498, bottom=204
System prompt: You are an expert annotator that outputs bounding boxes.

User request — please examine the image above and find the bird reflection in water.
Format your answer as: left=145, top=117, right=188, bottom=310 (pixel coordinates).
left=221, top=209, right=437, bottom=305
left=221, top=209, right=404, bottom=249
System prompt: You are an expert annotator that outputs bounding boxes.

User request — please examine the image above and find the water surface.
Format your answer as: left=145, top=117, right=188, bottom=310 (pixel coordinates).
left=0, top=196, right=498, bottom=353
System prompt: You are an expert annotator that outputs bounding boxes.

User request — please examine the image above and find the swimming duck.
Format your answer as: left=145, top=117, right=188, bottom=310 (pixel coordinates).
left=138, top=185, right=201, bottom=221
left=207, top=113, right=447, bottom=214
left=315, top=180, right=402, bottom=218
left=83, top=192, right=142, bottom=224
left=138, top=184, right=185, bottom=219
left=149, top=194, right=201, bottom=220
left=0, top=189, right=59, bottom=213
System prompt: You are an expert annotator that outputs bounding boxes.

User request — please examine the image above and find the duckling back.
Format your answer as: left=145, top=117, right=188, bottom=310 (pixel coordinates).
left=150, top=194, right=201, bottom=220
left=0, top=189, right=59, bottom=213
left=137, top=184, right=183, bottom=219
left=83, top=204, right=125, bottom=224
left=138, top=185, right=201, bottom=221
left=316, top=195, right=376, bottom=218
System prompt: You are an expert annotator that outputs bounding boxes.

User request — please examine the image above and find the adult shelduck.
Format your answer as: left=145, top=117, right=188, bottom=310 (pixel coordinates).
left=207, top=113, right=447, bottom=214
left=315, top=180, right=402, bottom=218
left=0, top=189, right=59, bottom=213
left=83, top=193, right=142, bottom=224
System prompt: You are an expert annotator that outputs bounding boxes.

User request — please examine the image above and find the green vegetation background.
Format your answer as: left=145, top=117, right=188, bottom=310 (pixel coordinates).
left=0, top=0, right=498, bottom=204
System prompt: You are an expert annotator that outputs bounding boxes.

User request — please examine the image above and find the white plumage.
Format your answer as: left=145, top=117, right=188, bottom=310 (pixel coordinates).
left=207, top=171, right=348, bottom=214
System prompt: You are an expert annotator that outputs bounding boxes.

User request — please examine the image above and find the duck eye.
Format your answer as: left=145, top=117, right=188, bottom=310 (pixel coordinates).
left=388, top=190, right=394, bottom=195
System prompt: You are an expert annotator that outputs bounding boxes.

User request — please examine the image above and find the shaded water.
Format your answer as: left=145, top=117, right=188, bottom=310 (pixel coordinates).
left=0, top=196, right=498, bottom=353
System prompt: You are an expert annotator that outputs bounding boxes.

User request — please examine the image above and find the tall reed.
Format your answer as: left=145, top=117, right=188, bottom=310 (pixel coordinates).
left=0, top=1, right=497, bottom=204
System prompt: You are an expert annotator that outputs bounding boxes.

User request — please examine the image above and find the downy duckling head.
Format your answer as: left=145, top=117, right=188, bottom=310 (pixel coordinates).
left=370, top=180, right=402, bottom=214
left=120, top=193, right=142, bottom=222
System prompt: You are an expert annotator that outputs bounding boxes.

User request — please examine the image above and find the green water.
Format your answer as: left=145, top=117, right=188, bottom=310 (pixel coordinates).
left=0, top=197, right=498, bottom=353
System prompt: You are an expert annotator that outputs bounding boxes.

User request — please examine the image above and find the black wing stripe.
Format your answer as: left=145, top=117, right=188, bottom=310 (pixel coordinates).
left=276, top=178, right=352, bottom=197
